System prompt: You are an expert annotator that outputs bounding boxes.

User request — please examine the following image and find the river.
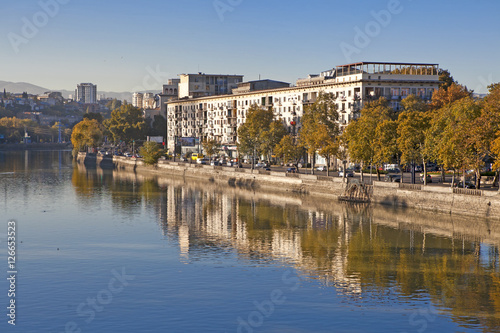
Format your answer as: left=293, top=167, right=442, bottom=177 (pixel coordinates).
left=1, top=150, right=499, bottom=332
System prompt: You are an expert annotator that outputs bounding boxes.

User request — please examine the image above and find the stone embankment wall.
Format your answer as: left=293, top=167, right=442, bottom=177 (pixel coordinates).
left=77, top=153, right=500, bottom=221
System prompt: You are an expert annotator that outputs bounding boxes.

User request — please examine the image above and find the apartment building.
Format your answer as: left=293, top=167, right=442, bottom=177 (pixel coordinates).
left=75, top=83, right=97, bottom=104
left=164, top=62, right=440, bottom=155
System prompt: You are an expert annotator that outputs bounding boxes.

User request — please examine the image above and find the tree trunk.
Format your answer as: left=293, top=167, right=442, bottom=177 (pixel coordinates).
left=311, top=152, right=315, bottom=175
left=476, top=169, right=481, bottom=190
left=451, top=170, right=455, bottom=188
left=493, top=170, right=499, bottom=190
left=360, top=162, right=364, bottom=183
left=376, top=167, right=381, bottom=181
left=423, top=159, right=427, bottom=186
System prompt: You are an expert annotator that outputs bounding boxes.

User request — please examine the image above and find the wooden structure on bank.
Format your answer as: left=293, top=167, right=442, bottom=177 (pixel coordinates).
left=338, top=179, right=371, bottom=203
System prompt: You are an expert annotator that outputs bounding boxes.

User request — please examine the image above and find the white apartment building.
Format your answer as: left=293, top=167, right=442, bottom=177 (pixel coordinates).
left=132, top=92, right=143, bottom=108
left=164, top=62, right=440, bottom=155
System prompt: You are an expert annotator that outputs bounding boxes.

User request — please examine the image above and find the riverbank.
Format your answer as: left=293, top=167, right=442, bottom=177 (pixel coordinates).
left=0, top=143, right=71, bottom=151
left=77, top=152, right=500, bottom=221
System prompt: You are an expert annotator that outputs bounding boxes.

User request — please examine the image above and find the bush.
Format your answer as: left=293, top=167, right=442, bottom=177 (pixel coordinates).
left=139, top=141, right=163, bottom=165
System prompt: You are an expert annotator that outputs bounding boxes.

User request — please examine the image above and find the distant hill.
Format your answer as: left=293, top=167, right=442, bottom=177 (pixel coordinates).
left=0, top=80, right=153, bottom=102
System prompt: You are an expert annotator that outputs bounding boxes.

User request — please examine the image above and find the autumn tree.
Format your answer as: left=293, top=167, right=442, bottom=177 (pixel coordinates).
left=274, top=134, right=305, bottom=169
left=299, top=92, right=339, bottom=175
left=104, top=104, right=146, bottom=144
left=202, top=138, right=221, bottom=159
left=344, top=97, right=393, bottom=181
left=429, top=83, right=471, bottom=110
left=260, top=119, right=287, bottom=163
left=397, top=108, right=432, bottom=184
left=237, top=104, right=276, bottom=167
left=71, top=119, right=104, bottom=155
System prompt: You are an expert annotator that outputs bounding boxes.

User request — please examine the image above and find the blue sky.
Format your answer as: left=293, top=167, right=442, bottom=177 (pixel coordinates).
left=1, top=0, right=499, bottom=93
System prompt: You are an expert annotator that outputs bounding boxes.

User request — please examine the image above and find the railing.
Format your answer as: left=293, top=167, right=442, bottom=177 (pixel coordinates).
left=399, top=183, right=422, bottom=191
left=453, top=187, right=482, bottom=196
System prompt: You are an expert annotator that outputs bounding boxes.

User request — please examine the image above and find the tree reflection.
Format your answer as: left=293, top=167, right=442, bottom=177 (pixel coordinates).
left=73, top=164, right=500, bottom=332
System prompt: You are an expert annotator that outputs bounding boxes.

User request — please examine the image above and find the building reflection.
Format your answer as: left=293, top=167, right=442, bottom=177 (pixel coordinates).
left=74, top=166, right=500, bottom=331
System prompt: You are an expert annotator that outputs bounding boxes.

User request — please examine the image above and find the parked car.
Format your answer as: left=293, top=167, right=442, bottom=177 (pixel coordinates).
left=420, top=174, right=432, bottom=183
left=210, top=160, right=219, bottom=166
left=384, top=174, right=401, bottom=182
left=286, top=167, right=296, bottom=173
left=197, top=158, right=209, bottom=165
left=124, top=152, right=133, bottom=157
left=339, top=170, right=354, bottom=177
left=226, top=161, right=234, bottom=167
left=317, top=166, right=327, bottom=172
left=455, top=181, right=476, bottom=189
left=255, top=162, right=266, bottom=168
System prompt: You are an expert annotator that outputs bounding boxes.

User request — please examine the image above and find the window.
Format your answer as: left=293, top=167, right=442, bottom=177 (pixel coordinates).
left=401, top=88, right=410, bottom=97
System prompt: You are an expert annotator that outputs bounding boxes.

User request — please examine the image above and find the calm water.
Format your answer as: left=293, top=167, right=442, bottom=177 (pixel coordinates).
left=1, top=150, right=500, bottom=333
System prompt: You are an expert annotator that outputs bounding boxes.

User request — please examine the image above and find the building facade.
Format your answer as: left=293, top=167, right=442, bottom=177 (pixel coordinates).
left=164, top=62, right=440, bottom=155
left=75, top=83, right=97, bottom=104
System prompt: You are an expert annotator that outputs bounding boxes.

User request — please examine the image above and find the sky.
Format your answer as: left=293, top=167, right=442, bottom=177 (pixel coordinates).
left=1, top=0, right=499, bottom=93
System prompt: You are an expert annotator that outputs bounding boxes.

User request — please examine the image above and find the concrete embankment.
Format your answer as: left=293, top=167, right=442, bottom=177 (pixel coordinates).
left=77, top=153, right=500, bottom=221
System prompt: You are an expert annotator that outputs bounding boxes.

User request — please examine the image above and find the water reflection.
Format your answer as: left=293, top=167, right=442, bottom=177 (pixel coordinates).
left=72, top=165, right=500, bottom=332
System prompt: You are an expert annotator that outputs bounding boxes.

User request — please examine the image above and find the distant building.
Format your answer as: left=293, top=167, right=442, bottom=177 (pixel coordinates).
left=178, top=73, right=243, bottom=99
left=132, top=92, right=143, bottom=108
left=143, top=93, right=155, bottom=109
left=75, top=83, right=97, bottom=104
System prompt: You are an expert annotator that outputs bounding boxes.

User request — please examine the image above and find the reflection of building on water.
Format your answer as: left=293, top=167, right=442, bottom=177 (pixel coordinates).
left=75, top=166, right=500, bottom=332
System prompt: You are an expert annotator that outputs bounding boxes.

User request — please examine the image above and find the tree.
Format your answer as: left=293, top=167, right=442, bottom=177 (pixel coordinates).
left=373, top=119, right=398, bottom=181
left=438, top=69, right=455, bottom=90
left=139, top=141, right=163, bottom=166
left=274, top=134, right=305, bottom=168
left=104, top=104, right=146, bottom=144
left=71, top=119, right=104, bottom=154
left=83, top=112, right=104, bottom=123
left=150, top=115, right=166, bottom=138
left=397, top=109, right=432, bottom=184
left=430, top=83, right=471, bottom=110
left=237, top=104, right=275, bottom=167
left=299, top=92, right=339, bottom=174
left=260, top=119, right=287, bottom=163
left=106, top=99, right=122, bottom=111
left=344, top=97, right=393, bottom=181
left=202, top=138, right=221, bottom=159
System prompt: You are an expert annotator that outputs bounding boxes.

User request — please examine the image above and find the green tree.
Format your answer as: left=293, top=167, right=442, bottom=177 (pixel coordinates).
left=202, top=138, right=221, bottom=159
left=146, top=115, right=166, bottom=138
left=106, top=99, right=122, bottom=111
left=299, top=92, right=339, bottom=174
left=71, top=119, right=104, bottom=154
left=104, top=104, right=146, bottom=144
left=139, top=141, right=163, bottom=166
left=83, top=112, right=104, bottom=123
left=438, top=68, right=455, bottom=90
left=237, top=104, right=274, bottom=167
